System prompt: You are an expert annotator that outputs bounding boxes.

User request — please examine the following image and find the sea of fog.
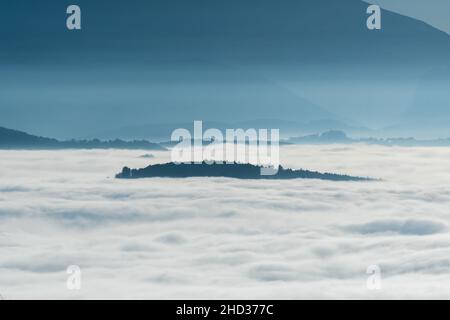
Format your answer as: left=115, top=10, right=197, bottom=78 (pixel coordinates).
left=1, top=145, right=450, bottom=299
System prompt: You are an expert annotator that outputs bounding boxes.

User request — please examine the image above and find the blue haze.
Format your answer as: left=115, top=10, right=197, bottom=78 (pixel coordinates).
left=0, top=0, right=449, bottom=139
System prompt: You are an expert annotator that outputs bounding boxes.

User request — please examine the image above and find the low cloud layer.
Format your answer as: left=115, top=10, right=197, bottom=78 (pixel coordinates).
left=345, top=219, right=446, bottom=236
left=1, top=145, right=450, bottom=299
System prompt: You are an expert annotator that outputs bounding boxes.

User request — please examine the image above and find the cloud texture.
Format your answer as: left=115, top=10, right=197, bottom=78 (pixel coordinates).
left=1, top=145, right=450, bottom=299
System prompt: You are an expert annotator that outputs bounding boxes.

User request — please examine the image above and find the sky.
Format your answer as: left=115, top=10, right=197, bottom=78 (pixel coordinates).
left=1, top=1, right=450, bottom=139
left=371, top=0, right=450, bottom=34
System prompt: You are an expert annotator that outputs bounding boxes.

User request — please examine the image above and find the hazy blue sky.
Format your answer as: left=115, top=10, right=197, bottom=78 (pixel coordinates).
left=1, top=0, right=450, bottom=139
left=371, top=0, right=450, bottom=34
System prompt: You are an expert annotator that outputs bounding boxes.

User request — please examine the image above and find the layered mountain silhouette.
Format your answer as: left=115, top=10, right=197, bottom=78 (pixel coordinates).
left=116, top=162, right=370, bottom=181
left=387, top=66, right=450, bottom=138
left=0, top=126, right=165, bottom=150
left=287, top=130, right=450, bottom=146
left=93, top=119, right=370, bottom=141
left=1, top=0, right=450, bottom=138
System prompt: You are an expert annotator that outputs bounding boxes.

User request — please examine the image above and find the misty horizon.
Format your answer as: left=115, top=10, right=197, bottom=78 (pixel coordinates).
left=1, top=0, right=450, bottom=140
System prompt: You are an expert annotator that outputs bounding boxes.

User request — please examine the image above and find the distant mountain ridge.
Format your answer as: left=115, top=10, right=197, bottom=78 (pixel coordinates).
left=0, top=126, right=165, bottom=150
left=92, top=119, right=371, bottom=141
left=4, top=125, right=450, bottom=150
left=287, top=130, right=450, bottom=146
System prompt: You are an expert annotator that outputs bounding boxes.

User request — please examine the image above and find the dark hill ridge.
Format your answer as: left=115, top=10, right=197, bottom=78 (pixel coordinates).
left=0, top=126, right=165, bottom=150
left=286, top=130, right=450, bottom=147
left=116, top=162, right=370, bottom=181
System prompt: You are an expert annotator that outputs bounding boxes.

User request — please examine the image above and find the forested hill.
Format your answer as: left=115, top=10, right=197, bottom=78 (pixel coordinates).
left=116, top=162, right=370, bottom=181
left=0, top=126, right=165, bottom=150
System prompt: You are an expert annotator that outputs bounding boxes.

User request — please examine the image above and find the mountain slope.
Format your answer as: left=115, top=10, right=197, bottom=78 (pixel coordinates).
left=0, top=127, right=59, bottom=147
left=0, top=127, right=165, bottom=150
left=2, top=0, right=449, bottom=66
left=1, top=0, right=450, bottom=137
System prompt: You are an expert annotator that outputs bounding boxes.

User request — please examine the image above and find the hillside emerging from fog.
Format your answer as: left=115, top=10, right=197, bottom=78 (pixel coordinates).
left=0, top=126, right=165, bottom=150
left=116, top=162, right=370, bottom=181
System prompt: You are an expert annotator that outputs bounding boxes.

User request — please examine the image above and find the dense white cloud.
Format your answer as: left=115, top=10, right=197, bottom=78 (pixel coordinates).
left=1, top=145, right=450, bottom=299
